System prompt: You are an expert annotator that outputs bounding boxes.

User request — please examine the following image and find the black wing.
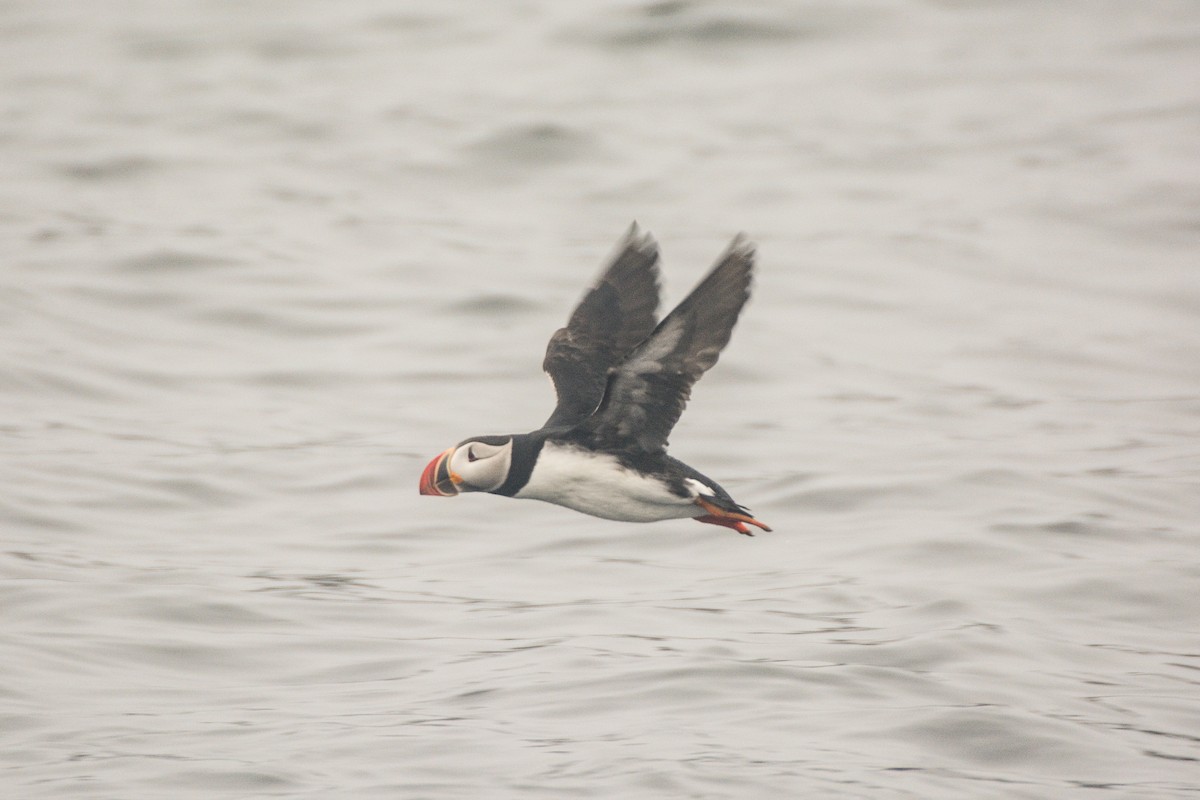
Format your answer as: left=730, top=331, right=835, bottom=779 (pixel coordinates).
left=541, top=224, right=661, bottom=430
left=571, top=235, right=754, bottom=454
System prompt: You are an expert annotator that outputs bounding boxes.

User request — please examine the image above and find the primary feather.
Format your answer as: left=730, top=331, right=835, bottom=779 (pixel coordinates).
left=569, top=235, right=755, bottom=455
left=541, top=224, right=660, bottom=429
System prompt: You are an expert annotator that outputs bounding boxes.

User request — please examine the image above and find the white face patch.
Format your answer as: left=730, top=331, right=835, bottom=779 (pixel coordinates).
left=449, top=439, right=513, bottom=492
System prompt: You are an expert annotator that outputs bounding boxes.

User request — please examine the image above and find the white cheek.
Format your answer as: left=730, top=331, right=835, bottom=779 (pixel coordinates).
left=456, top=449, right=511, bottom=492
left=450, top=450, right=473, bottom=477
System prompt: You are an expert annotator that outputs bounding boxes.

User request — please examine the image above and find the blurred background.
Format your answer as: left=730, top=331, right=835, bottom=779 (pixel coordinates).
left=2, top=1, right=1198, bottom=797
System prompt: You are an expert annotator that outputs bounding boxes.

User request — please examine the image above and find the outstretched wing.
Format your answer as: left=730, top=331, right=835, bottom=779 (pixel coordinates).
left=541, top=224, right=661, bottom=430
left=572, top=235, right=754, bottom=454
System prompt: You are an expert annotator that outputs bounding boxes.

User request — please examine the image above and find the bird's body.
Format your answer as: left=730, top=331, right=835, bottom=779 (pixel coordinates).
left=516, top=442, right=699, bottom=523
left=420, top=225, right=771, bottom=536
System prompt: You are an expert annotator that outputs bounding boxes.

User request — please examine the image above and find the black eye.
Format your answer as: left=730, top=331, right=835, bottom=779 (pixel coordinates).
left=467, top=447, right=478, bottom=462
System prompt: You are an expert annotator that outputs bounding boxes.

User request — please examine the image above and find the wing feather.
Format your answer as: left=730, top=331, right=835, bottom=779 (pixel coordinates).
left=541, top=224, right=661, bottom=429
left=572, top=235, right=755, bottom=454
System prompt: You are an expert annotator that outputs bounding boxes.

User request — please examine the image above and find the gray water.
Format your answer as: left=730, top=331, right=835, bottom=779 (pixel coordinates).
left=3, top=1, right=1199, bottom=797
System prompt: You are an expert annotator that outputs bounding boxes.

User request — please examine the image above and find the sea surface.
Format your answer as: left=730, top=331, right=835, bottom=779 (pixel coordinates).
left=2, top=1, right=1199, bottom=797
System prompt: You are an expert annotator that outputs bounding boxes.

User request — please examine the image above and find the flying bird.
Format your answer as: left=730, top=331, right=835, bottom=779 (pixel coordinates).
left=419, top=225, right=771, bottom=536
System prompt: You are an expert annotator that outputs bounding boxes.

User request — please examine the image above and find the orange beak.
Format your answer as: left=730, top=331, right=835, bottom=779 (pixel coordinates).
left=419, top=447, right=461, bottom=496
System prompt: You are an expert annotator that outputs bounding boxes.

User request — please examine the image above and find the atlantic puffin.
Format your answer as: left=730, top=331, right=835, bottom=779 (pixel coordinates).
left=419, top=225, right=771, bottom=536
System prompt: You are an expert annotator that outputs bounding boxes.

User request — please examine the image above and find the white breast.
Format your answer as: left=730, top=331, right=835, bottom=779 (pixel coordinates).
left=515, top=442, right=700, bottom=523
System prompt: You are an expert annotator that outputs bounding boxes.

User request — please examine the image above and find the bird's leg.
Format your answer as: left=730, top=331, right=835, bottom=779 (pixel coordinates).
left=692, top=497, right=772, bottom=535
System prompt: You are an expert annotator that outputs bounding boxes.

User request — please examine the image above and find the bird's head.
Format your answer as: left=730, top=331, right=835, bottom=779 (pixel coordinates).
left=419, top=436, right=514, bottom=496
